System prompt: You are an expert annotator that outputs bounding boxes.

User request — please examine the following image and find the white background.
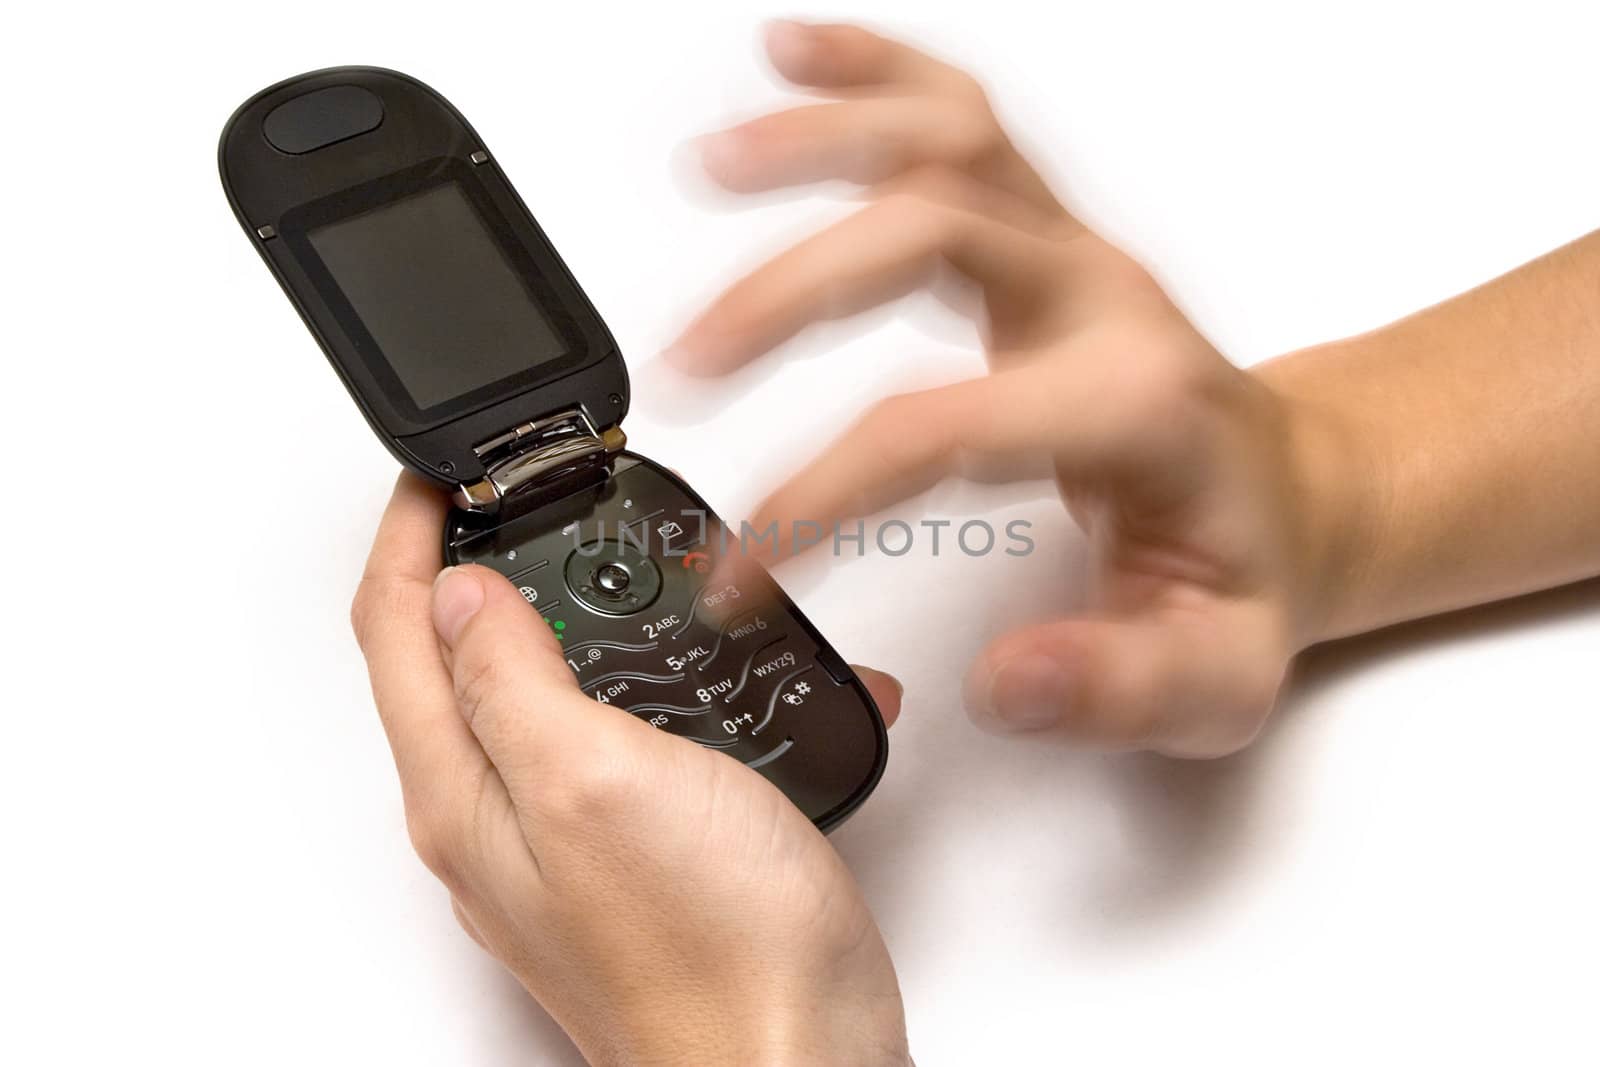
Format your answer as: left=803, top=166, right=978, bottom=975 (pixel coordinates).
left=4, top=1, right=1599, bottom=1063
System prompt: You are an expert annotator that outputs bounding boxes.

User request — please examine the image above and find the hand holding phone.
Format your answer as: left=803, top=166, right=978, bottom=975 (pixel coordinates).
left=349, top=475, right=909, bottom=1064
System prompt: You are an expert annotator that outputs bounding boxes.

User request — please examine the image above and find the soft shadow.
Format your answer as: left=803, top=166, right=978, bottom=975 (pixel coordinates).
left=825, top=501, right=1085, bottom=901
left=1078, top=742, right=1276, bottom=937
left=834, top=532, right=1600, bottom=945
left=1078, top=574, right=1600, bottom=935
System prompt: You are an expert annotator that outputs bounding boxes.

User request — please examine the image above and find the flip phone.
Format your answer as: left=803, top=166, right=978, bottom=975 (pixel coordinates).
left=219, top=68, right=886, bottom=829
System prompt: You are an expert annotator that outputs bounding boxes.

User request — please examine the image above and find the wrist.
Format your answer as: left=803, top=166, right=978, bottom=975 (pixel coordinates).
left=597, top=988, right=909, bottom=1067
left=563, top=946, right=908, bottom=1067
left=1254, top=344, right=1395, bottom=648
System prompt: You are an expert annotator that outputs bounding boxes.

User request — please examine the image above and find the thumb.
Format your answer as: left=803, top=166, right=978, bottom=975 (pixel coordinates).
left=962, top=612, right=1288, bottom=757
left=431, top=564, right=599, bottom=786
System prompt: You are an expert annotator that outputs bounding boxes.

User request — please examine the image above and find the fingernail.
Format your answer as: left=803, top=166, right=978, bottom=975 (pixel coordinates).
left=765, top=18, right=812, bottom=52
left=694, top=130, right=742, bottom=185
left=432, top=566, right=485, bottom=648
left=657, top=341, right=697, bottom=370
left=968, top=654, right=1072, bottom=731
left=657, top=332, right=734, bottom=378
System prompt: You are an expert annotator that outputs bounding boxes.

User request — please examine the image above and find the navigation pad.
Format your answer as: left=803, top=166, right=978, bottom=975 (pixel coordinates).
left=446, top=454, right=885, bottom=826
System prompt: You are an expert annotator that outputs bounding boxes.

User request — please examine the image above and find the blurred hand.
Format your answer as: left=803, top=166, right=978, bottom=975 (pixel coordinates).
left=669, top=21, right=1360, bottom=756
left=351, top=475, right=910, bottom=1065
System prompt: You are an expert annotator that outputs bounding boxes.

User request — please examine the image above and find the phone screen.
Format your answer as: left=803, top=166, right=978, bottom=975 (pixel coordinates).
left=308, top=181, right=568, bottom=410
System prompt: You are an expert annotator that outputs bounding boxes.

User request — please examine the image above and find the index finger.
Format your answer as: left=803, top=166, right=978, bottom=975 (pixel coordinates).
left=766, top=20, right=980, bottom=94
left=761, top=21, right=1067, bottom=214
left=749, top=363, right=1129, bottom=562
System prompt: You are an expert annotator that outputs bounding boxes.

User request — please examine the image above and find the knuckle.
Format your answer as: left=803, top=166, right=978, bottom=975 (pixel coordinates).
left=451, top=898, right=488, bottom=949
left=349, top=576, right=420, bottom=652
left=453, top=653, right=508, bottom=726
left=1165, top=710, right=1261, bottom=759
left=951, top=95, right=1004, bottom=157
left=867, top=391, right=917, bottom=425
left=872, top=186, right=966, bottom=242
left=884, top=166, right=975, bottom=211
left=1085, top=353, right=1202, bottom=449
left=872, top=189, right=937, bottom=231
left=405, top=805, right=466, bottom=889
left=540, top=744, right=644, bottom=823
left=1222, top=663, right=1289, bottom=750
left=1128, top=372, right=1196, bottom=429
left=348, top=584, right=377, bottom=649
left=947, top=69, right=991, bottom=108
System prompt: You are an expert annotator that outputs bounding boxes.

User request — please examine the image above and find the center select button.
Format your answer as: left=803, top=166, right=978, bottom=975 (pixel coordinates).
left=565, top=540, right=663, bottom=616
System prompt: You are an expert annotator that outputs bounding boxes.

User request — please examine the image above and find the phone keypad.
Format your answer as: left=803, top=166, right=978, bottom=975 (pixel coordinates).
left=446, top=455, right=885, bottom=826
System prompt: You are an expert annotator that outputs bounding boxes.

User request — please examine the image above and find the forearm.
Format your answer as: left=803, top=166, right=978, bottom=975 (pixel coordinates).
left=1259, top=229, right=1600, bottom=645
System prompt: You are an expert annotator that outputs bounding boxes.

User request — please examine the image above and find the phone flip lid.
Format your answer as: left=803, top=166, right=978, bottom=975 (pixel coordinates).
left=219, top=67, right=630, bottom=493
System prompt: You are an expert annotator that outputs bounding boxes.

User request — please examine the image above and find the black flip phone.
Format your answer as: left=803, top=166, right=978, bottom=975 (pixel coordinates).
left=218, top=68, right=886, bottom=830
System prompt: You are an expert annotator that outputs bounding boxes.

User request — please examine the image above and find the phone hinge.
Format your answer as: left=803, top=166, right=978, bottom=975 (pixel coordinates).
left=452, top=409, right=626, bottom=516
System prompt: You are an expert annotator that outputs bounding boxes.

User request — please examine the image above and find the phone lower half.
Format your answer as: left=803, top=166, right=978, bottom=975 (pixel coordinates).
left=443, top=451, right=887, bottom=831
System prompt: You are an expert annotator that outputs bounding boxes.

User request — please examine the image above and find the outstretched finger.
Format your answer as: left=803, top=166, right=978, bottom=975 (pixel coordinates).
left=760, top=20, right=1067, bottom=213
left=666, top=175, right=1066, bottom=375
left=700, top=97, right=1014, bottom=196
left=747, top=364, right=1126, bottom=562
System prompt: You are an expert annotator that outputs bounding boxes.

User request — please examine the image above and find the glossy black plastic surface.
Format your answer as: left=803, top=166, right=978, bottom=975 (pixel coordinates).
left=219, top=67, right=629, bottom=488
left=221, top=68, right=887, bottom=829
left=263, top=85, right=384, bottom=153
left=447, top=454, right=889, bottom=831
